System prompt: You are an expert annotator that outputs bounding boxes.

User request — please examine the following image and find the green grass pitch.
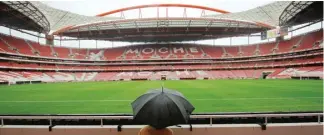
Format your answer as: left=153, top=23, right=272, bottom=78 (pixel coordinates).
left=0, top=79, right=322, bottom=114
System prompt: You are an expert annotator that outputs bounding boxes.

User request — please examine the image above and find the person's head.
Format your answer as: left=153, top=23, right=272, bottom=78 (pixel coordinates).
left=138, top=125, right=173, bottom=135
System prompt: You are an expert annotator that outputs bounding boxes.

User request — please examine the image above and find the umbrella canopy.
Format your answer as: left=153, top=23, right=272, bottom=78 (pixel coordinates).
left=131, top=87, right=195, bottom=129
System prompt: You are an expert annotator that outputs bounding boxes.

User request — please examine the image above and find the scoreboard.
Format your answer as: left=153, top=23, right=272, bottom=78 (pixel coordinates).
left=261, top=27, right=288, bottom=40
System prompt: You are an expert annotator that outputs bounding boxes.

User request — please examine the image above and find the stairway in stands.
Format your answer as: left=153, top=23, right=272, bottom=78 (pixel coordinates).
left=0, top=36, right=17, bottom=53
left=24, top=40, right=39, bottom=56
left=291, top=34, right=306, bottom=51
left=266, top=68, right=286, bottom=79
left=50, top=45, right=58, bottom=57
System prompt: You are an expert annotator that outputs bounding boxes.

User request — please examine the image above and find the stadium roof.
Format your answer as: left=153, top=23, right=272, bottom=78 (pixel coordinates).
left=205, top=1, right=291, bottom=27
left=0, top=1, right=50, bottom=32
left=279, top=1, right=323, bottom=26
left=29, top=1, right=121, bottom=32
left=0, top=1, right=322, bottom=42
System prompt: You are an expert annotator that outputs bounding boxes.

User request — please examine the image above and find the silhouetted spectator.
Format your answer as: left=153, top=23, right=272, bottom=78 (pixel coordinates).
left=138, top=125, right=173, bottom=135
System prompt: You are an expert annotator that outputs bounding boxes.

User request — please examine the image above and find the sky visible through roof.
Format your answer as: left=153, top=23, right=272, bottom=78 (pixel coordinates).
left=42, top=0, right=272, bottom=16
left=0, top=0, right=322, bottom=48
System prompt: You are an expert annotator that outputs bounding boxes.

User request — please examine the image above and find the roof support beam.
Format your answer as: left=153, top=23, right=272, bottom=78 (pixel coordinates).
left=235, top=22, right=240, bottom=32
left=77, top=28, right=80, bottom=38
left=224, top=21, right=232, bottom=32
left=200, top=10, right=206, bottom=17
left=134, top=21, right=140, bottom=32
left=205, top=20, right=213, bottom=31
left=186, top=20, right=192, bottom=32
left=112, top=23, right=121, bottom=34
left=138, top=8, right=142, bottom=19
left=88, top=26, right=92, bottom=36
left=157, top=7, right=159, bottom=18
left=120, top=11, right=125, bottom=18
left=96, top=25, right=102, bottom=35
left=247, top=24, right=252, bottom=34
left=183, top=8, right=187, bottom=18
left=6, top=3, right=29, bottom=7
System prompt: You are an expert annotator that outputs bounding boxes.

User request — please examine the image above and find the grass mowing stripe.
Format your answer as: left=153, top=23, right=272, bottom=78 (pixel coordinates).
left=0, top=97, right=321, bottom=103
left=0, top=80, right=322, bottom=114
left=192, top=97, right=323, bottom=101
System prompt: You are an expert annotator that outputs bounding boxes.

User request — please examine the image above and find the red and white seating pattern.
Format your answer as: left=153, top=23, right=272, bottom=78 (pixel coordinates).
left=0, top=72, right=99, bottom=83
left=272, top=66, right=323, bottom=79
left=1, top=53, right=322, bottom=71
left=0, top=66, right=322, bottom=83
left=0, top=29, right=322, bottom=83
left=0, top=29, right=322, bottom=60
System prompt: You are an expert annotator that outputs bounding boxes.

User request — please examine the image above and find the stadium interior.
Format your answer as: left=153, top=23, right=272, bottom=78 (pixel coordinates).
left=0, top=1, right=323, bottom=135
left=0, top=28, right=323, bottom=83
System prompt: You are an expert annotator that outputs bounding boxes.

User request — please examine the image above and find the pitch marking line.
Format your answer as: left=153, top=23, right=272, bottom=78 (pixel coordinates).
left=0, top=97, right=322, bottom=103
left=193, top=97, right=323, bottom=101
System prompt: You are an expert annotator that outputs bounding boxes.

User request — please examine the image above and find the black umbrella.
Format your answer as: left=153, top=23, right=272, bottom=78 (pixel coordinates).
left=131, top=87, right=195, bottom=129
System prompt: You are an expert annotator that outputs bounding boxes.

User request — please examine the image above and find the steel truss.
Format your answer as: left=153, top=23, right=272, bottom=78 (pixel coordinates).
left=1, top=1, right=50, bottom=33
left=58, top=18, right=265, bottom=42
left=279, top=1, right=314, bottom=26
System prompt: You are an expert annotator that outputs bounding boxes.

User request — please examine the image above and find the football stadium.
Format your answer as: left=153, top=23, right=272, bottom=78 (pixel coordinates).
left=0, top=1, right=323, bottom=135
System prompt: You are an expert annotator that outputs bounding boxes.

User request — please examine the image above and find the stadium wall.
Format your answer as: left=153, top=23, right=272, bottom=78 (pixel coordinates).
left=0, top=123, right=322, bottom=135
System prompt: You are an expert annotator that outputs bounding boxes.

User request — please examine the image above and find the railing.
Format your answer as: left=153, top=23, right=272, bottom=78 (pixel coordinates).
left=0, top=112, right=322, bottom=127
left=0, top=51, right=323, bottom=66
left=0, top=41, right=322, bottom=63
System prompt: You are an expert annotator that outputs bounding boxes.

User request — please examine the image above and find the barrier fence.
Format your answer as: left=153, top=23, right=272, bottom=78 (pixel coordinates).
left=0, top=112, right=322, bottom=127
